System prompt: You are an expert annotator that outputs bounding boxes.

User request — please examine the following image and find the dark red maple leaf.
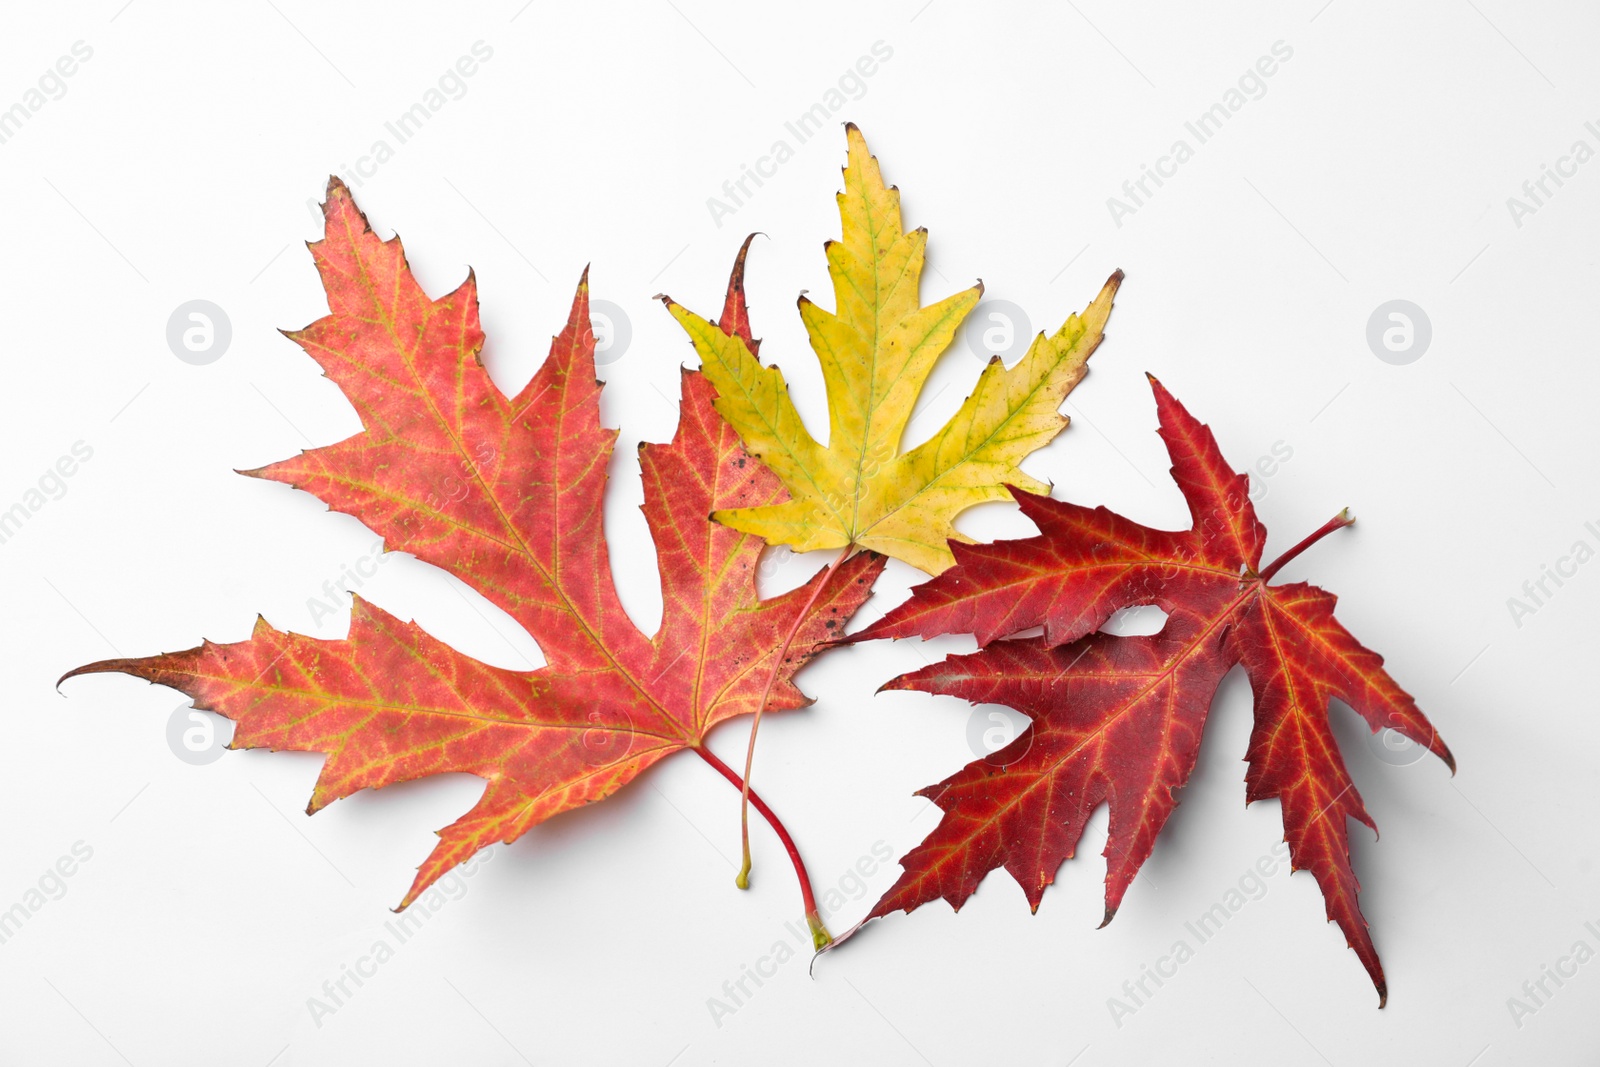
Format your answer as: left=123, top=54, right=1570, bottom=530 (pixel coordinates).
left=851, top=374, right=1452, bottom=1003
left=63, top=180, right=882, bottom=929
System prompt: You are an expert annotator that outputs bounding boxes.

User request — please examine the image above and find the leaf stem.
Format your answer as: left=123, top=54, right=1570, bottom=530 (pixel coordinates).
left=1258, top=508, right=1354, bottom=582
left=693, top=744, right=832, bottom=948
left=736, top=547, right=851, bottom=901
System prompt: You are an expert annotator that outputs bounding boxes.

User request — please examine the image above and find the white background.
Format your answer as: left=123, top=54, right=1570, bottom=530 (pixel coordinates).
left=1, top=1, right=1595, bottom=1064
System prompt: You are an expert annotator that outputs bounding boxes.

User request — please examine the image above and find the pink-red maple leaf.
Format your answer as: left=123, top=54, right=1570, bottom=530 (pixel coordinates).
left=853, top=375, right=1452, bottom=1004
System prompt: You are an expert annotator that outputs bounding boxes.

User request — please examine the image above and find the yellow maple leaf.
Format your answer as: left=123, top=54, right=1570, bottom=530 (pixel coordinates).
left=664, top=124, right=1121, bottom=574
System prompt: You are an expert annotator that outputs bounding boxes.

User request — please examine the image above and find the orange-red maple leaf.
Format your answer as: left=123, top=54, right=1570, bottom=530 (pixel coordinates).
left=853, top=375, right=1452, bottom=1004
left=64, top=179, right=882, bottom=910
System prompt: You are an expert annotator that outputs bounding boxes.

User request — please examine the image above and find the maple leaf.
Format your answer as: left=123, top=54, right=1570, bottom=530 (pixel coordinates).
left=63, top=180, right=882, bottom=928
left=851, top=375, right=1453, bottom=1004
left=662, top=124, right=1122, bottom=576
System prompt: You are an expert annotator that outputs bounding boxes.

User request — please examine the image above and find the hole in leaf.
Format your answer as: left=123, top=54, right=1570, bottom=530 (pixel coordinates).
left=1099, top=604, right=1169, bottom=636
